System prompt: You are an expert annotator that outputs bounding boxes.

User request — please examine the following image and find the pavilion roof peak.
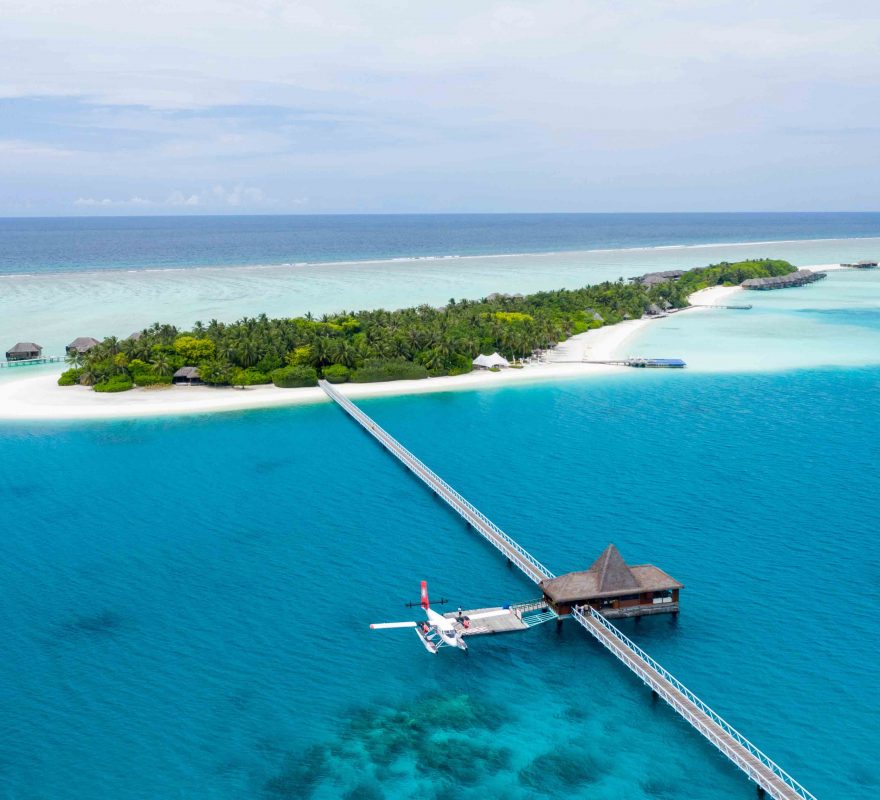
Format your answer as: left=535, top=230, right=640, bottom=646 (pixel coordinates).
left=589, top=543, right=640, bottom=594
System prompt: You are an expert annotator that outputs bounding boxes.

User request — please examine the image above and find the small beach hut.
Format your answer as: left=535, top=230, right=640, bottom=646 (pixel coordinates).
left=5, top=342, right=42, bottom=361
left=172, top=366, right=203, bottom=385
left=66, top=337, right=100, bottom=355
left=540, top=543, right=682, bottom=619
left=645, top=303, right=663, bottom=316
left=472, top=352, right=510, bottom=369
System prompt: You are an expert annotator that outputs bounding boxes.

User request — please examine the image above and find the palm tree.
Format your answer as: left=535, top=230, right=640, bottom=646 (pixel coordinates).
left=151, top=352, right=173, bottom=377
left=65, top=349, right=84, bottom=369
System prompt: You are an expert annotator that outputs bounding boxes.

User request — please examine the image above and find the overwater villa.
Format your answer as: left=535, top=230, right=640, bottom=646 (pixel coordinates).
left=742, top=269, right=826, bottom=290
left=5, top=342, right=42, bottom=361
left=540, top=544, right=682, bottom=619
left=66, top=337, right=100, bottom=355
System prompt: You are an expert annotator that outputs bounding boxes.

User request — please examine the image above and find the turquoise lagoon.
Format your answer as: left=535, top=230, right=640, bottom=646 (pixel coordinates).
left=629, top=268, right=880, bottom=372
left=2, top=219, right=880, bottom=798
left=3, top=234, right=880, bottom=356
left=1, top=368, right=877, bottom=798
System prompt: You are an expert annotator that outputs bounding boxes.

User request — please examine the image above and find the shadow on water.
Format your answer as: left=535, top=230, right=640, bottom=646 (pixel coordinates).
left=57, top=610, right=127, bottom=640
left=252, top=458, right=293, bottom=475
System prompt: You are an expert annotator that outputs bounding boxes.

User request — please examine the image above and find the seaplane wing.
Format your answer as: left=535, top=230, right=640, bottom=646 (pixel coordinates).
left=464, top=609, right=511, bottom=621
left=370, top=621, right=418, bottom=630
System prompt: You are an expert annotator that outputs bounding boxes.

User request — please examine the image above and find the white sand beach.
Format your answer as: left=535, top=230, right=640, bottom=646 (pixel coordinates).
left=0, top=271, right=843, bottom=422
left=0, top=314, right=657, bottom=421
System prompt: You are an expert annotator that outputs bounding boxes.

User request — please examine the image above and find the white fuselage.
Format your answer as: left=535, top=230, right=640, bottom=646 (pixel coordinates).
left=426, top=606, right=466, bottom=650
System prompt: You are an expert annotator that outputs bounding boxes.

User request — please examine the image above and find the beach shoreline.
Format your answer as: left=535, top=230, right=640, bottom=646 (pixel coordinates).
left=0, top=272, right=842, bottom=422
left=0, top=307, right=655, bottom=421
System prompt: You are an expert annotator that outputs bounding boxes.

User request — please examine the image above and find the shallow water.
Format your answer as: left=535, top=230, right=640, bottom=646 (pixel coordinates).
left=629, top=268, right=880, bottom=372
left=3, top=234, right=880, bottom=357
left=1, top=368, right=877, bottom=799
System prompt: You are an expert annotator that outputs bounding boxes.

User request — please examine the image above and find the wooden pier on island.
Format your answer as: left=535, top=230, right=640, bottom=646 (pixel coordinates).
left=583, top=357, right=687, bottom=369
left=319, top=379, right=817, bottom=800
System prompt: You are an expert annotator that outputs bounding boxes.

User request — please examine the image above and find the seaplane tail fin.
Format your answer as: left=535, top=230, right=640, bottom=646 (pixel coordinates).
left=420, top=580, right=430, bottom=610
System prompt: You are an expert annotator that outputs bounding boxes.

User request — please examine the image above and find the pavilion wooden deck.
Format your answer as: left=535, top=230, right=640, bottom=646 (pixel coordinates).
left=319, top=380, right=817, bottom=800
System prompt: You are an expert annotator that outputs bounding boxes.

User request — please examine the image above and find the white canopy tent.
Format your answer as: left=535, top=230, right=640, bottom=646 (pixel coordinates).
left=473, top=352, right=510, bottom=369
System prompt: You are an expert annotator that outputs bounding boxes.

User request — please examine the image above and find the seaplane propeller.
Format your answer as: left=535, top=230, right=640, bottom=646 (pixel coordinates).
left=370, top=581, right=512, bottom=654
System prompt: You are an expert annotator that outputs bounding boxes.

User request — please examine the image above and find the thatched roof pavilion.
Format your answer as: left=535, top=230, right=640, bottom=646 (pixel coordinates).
left=172, top=366, right=202, bottom=384
left=5, top=342, right=42, bottom=361
left=541, top=544, right=682, bottom=618
left=635, top=269, right=685, bottom=287
left=66, top=337, right=100, bottom=354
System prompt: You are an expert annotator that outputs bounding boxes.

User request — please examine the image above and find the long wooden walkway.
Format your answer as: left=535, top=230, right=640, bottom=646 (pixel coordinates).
left=318, top=380, right=817, bottom=800
left=318, top=380, right=553, bottom=585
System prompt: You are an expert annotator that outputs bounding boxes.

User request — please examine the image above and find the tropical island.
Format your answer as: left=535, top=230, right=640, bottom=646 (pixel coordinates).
left=57, top=258, right=795, bottom=393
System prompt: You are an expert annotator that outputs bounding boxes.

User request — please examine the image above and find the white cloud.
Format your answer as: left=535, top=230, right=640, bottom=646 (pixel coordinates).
left=74, top=195, right=153, bottom=207
left=3, top=1, right=880, bottom=212
left=73, top=185, right=272, bottom=210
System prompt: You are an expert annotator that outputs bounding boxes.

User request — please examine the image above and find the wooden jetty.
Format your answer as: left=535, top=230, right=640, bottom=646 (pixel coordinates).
left=690, top=303, right=753, bottom=310
left=444, top=599, right=557, bottom=636
left=319, top=380, right=816, bottom=800
left=0, top=356, right=64, bottom=369
left=583, top=357, right=686, bottom=369
left=320, top=380, right=817, bottom=798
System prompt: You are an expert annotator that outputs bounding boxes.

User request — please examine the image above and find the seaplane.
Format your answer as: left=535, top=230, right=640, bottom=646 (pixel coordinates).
left=370, top=581, right=512, bottom=654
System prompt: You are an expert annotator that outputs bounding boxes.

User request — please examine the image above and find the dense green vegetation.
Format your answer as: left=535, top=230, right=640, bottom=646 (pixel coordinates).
left=59, top=258, right=794, bottom=391
left=674, top=259, right=794, bottom=295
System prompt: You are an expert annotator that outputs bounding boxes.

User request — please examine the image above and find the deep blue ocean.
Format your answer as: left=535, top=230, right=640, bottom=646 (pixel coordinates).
left=2, top=212, right=880, bottom=275
left=1, top=369, right=878, bottom=799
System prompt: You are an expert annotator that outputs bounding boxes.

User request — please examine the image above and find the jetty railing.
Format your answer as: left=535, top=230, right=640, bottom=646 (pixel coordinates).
left=571, top=606, right=816, bottom=800
left=0, top=356, right=64, bottom=368
left=318, top=380, right=555, bottom=585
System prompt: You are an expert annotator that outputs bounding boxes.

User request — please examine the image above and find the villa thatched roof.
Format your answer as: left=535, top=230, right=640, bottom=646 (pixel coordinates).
left=540, top=544, right=682, bottom=603
left=173, top=366, right=200, bottom=379
left=67, top=336, right=100, bottom=353
left=128, top=331, right=143, bottom=341
left=6, top=342, right=42, bottom=354
left=637, top=270, right=685, bottom=287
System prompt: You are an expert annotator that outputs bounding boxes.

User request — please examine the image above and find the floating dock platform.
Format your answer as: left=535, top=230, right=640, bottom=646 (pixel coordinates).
left=445, top=600, right=557, bottom=636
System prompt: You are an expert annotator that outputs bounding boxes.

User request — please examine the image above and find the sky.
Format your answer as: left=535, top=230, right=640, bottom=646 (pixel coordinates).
left=2, top=0, right=879, bottom=215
